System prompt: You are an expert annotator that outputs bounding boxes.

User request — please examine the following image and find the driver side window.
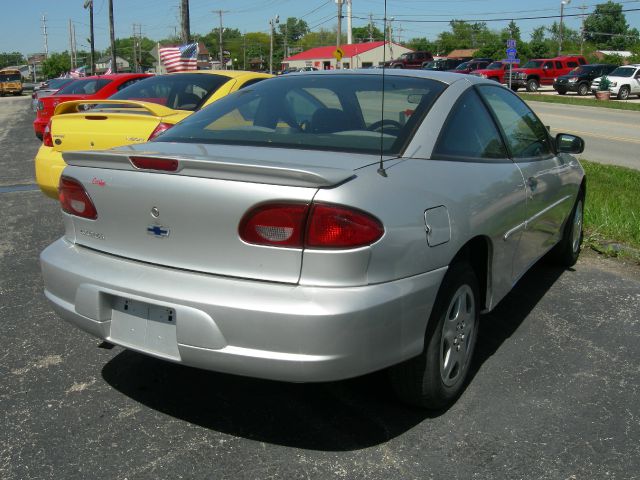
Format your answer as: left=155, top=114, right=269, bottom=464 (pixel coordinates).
left=478, top=85, right=553, bottom=160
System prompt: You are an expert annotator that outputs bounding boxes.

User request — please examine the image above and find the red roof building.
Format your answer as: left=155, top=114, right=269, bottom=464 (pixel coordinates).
left=282, top=41, right=412, bottom=71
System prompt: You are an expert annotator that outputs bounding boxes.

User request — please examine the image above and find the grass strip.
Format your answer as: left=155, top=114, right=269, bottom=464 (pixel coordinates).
left=519, top=93, right=640, bottom=112
left=580, top=160, right=640, bottom=254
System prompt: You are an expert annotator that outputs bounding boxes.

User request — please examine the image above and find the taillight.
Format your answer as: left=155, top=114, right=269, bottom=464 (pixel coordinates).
left=239, top=202, right=384, bottom=249
left=130, top=156, right=179, bottom=172
left=58, top=176, right=98, bottom=219
left=306, top=204, right=384, bottom=248
left=239, top=203, right=309, bottom=248
left=148, top=122, right=173, bottom=141
left=43, top=120, right=53, bottom=147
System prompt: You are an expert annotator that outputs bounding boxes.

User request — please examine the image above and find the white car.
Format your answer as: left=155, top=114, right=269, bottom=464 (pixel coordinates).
left=591, top=64, right=640, bottom=100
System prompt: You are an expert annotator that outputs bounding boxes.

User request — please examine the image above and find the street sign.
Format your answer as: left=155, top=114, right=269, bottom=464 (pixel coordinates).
left=506, top=47, right=517, bottom=57
left=506, top=39, right=516, bottom=48
left=333, top=47, right=344, bottom=61
left=502, top=58, right=520, bottom=64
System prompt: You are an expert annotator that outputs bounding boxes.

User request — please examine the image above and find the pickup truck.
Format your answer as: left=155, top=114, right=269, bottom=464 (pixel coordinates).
left=387, top=51, right=433, bottom=69
left=505, top=55, right=587, bottom=92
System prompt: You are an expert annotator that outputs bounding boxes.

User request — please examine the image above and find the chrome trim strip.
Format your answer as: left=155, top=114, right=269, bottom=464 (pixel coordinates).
left=503, top=195, right=572, bottom=241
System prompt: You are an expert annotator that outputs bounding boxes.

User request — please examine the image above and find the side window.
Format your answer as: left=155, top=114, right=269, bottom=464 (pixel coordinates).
left=478, top=85, right=553, bottom=160
left=555, top=61, right=563, bottom=69
left=432, top=88, right=507, bottom=161
left=567, top=61, right=578, bottom=68
left=238, top=78, right=266, bottom=90
left=543, top=61, right=553, bottom=70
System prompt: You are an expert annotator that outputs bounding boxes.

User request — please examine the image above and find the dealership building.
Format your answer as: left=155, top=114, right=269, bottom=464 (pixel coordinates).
left=282, top=41, right=412, bottom=70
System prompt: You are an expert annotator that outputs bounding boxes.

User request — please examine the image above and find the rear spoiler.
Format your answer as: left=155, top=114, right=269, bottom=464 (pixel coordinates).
left=54, top=99, right=179, bottom=117
left=63, top=150, right=356, bottom=188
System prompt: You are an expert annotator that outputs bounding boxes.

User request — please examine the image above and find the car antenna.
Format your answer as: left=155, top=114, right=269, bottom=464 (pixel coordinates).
left=377, top=0, right=388, bottom=178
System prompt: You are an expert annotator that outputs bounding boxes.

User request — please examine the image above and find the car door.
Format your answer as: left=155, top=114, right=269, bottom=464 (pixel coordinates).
left=478, top=85, right=574, bottom=278
left=632, top=68, right=640, bottom=94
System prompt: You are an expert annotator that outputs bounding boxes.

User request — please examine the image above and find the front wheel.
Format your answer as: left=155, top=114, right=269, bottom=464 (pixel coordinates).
left=550, top=192, right=584, bottom=267
left=526, top=78, right=540, bottom=92
left=577, top=83, right=589, bottom=96
left=390, top=262, right=480, bottom=409
left=617, top=86, right=630, bottom=100
left=510, top=85, right=519, bottom=92
left=557, top=88, right=567, bottom=95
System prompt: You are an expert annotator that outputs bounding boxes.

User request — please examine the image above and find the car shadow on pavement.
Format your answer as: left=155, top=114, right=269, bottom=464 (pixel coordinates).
left=101, top=260, right=567, bottom=451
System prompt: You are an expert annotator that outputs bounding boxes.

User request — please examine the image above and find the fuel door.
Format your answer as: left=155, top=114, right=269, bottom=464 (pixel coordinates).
left=424, top=206, right=451, bottom=247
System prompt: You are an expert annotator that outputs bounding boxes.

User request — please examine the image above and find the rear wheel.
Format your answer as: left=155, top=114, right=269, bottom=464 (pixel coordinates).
left=617, top=86, right=630, bottom=100
left=551, top=191, right=584, bottom=267
left=526, top=78, right=540, bottom=92
left=577, top=83, right=589, bottom=96
left=390, top=262, right=479, bottom=409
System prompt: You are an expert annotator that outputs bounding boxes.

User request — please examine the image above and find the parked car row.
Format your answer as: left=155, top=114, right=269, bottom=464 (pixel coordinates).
left=33, top=68, right=587, bottom=410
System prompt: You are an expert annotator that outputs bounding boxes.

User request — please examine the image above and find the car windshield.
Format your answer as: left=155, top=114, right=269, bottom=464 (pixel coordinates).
left=154, top=74, right=447, bottom=155
left=486, top=62, right=504, bottom=70
left=57, top=79, right=111, bottom=95
left=522, top=61, right=543, bottom=68
left=608, top=67, right=635, bottom=77
left=109, top=73, right=232, bottom=111
left=46, top=78, right=71, bottom=89
left=454, top=62, right=470, bottom=70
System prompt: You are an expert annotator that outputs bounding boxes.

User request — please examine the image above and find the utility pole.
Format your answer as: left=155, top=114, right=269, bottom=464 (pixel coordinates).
left=213, top=10, right=228, bottom=70
left=132, top=24, right=138, bottom=72
left=41, top=15, right=49, bottom=58
left=243, top=32, right=246, bottom=70
left=269, top=15, right=279, bottom=74
left=558, top=0, right=571, bottom=56
left=73, top=23, right=78, bottom=68
left=108, top=0, right=117, bottom=73
left=84, top=1, right=95, bottom=75
left=180, top=0, right=190, bottom=43
left=69, top=20, right=75, bottom=69
left=336, top=0, right=343, bottom=69
left=284, top=22, right=288, bottom=60
left=368, top=13, right=374, bottom=42
left=578, top=4, right=588, bottom=55
left=346, top=0, right=353, bottom=45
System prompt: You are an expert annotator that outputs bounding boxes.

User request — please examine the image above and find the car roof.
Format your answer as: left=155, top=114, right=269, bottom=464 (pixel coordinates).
left=282, top=68, right=487, bottom=86
left=166, top=70, right=271, bottom=79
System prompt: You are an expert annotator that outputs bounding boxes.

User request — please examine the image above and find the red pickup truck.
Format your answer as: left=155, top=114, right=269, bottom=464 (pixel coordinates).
left=505, top=55, right=587, bottom=92
left=471, top=61, right=520, bottom=83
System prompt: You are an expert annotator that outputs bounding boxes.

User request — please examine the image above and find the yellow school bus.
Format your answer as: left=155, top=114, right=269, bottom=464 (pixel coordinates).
left=0, top=68, right=23, bottom=96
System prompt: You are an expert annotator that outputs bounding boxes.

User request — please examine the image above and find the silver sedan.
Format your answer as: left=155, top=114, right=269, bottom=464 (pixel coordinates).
left=40, top=70, right=586, bottom=409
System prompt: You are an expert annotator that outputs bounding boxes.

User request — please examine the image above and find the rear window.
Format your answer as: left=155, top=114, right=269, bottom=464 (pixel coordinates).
left=57, top=79, right=111, bottom=95
left=109, top=73, right=231, bottom=110
left=155, top=74, right=446, bottom=155
left=46, top=78, right=71, bottom=89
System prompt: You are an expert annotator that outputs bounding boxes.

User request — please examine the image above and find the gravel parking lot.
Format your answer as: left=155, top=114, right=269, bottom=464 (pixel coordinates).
left=1, top=95, right=639, bottom=480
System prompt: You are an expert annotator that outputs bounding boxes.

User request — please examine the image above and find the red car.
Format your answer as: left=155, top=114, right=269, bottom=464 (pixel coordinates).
left=33, top=73, right=151, bottom=139
left=471, top=61, right=520, bottom=83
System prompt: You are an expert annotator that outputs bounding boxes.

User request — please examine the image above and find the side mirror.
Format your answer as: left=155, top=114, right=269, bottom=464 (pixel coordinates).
left=556, top=133, right=584, bottom=154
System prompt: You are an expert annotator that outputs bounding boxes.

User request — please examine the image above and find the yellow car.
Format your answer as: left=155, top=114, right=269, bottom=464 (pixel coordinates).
left=35, top=70, right=272, bottom=198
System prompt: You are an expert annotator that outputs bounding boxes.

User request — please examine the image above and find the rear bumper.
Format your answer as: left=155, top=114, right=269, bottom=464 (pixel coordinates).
left=34, top=145, right=65, bottom=199
left=41, top=238, right=446, bottom=382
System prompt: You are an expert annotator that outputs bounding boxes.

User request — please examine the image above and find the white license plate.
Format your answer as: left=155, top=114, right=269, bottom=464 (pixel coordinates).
left=109, top=297, right=179, bottom=359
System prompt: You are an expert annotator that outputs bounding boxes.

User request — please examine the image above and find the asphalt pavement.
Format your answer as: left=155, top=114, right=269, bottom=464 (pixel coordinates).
left=1, top=95, right=639, bottom=480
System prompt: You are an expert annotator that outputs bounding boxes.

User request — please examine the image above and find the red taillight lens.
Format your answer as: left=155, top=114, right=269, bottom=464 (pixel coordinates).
left=43, top=120, right=53, bottom=147
left=306, top=204, right=384, bottom=248
left=130, top=156, right=179, bottom=171
left=148, top=122, right=173, bottom=141
left=239, top=203, right=309, bottom=248
left=58, top=176, right=98, bottom=219
left=239, top=202, right=384, bottom=249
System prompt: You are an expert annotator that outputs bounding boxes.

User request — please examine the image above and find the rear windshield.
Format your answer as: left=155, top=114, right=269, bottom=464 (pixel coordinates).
left=110, top=73, right=232, bottom=111
left=57, top=79, right=111, bottom=95
left=609, top=67, right=635, bottom=78
left=154, top=74, right=446, bottom=155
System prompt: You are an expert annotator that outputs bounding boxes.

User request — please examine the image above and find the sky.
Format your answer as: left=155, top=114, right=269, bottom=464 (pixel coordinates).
left=2, top=0, right=639, bottom=57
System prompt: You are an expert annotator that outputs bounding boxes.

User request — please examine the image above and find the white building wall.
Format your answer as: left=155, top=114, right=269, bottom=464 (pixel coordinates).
left=284, top=43, right=413, bottom=71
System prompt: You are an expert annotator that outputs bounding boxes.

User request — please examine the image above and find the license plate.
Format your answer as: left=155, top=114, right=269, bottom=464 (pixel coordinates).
left=109, top=297, right=179, bottom=359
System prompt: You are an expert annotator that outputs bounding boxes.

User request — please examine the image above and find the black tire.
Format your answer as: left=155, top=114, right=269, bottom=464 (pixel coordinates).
left=557, top=88, right=567, bottom=95
left=550, top=191, right=584, bottom=267
left=390, top=262, right=480, bottom=409
left=617, top=86, right=630, bottom=100
left=577, top=83, right=589, bottom=96
left=393, top=64, right=403, bottom=69
left=510, top=85, right=519, bottom=92
left=526, top=78, right=540, bottom=92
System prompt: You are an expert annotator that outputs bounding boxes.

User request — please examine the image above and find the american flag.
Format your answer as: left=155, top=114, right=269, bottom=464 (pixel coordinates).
left=159, top=42, right=199, bottom=73
left=70, top=66, right=86, bottom=78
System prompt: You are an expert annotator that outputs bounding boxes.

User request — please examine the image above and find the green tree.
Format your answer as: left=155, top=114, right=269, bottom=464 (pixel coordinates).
left=437, top=21, right=498, bottom=54
left=105, top=37, right=157, bottom=71
left=278, top=17, right=309, bottom=44
left=528, top=26, right=552, bottom=58
left=0, top=52, right=25, bottom=68
left=352, top=24, right=384, bottom=43
left=405, top=37, right=437, bottom=54
left=583, top=1, right=640, bottom=49
left=41, top=52, right=71, bottom=78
